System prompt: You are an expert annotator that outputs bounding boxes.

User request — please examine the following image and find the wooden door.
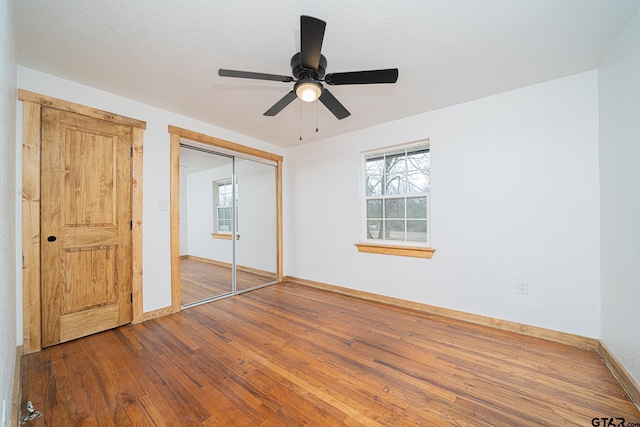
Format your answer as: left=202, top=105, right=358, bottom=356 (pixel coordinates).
left=41, top=107, right=133, bottom=347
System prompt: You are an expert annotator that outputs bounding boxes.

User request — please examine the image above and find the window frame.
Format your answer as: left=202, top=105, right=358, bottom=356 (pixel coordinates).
left=213, top=179, right=238, bottom=235
left=356, top=140, right=434, bottom=258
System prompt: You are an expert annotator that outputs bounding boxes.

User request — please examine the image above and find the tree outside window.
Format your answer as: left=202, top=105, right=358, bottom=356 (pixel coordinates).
left=364, top=143, right=430, bottom=245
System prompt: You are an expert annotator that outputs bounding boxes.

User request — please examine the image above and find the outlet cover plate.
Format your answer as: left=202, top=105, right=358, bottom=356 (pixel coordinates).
left=517, top=280, right=529, bottom=295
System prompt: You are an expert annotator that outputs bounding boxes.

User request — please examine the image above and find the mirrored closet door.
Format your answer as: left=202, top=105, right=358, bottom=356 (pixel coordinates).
left=178, top=142, right=278, bottom=308
left=235, top=158, right=277, bottom=292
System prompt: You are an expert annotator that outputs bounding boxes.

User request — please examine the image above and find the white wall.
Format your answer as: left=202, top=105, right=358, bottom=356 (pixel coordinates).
left=16, top=66, right=284, bottom=315
left=186, top=160, right=277, bottom=272
left=599, top=6, right=640, bottom=385
left=0, top=0, right=17, bottom=420
left=187, top=163, right=234, bottom=263
left=286, top=71, right=601, bottom=337
left=234, top=159, right=277, bottom=273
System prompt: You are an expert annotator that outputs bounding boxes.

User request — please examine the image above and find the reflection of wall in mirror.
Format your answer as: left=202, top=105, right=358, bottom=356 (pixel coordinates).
left=235, top=160, right=277, bottom=273
left=184, top=159, right=276, bottom=272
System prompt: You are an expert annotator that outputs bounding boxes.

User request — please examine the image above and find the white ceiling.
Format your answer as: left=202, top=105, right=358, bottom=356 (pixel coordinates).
left=179, top=145, right=231, bottom=176
left=16, top=0, right=640, bottom=148
left=178, top=141, right=267, bottom=175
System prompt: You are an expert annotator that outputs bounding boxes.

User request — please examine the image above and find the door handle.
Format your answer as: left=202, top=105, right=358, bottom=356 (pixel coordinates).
left=47, top=236, right=57, bottom=242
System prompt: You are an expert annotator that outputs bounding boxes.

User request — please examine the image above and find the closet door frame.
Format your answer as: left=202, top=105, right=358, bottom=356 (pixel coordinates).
left=168, top=126, right=283, bottom=313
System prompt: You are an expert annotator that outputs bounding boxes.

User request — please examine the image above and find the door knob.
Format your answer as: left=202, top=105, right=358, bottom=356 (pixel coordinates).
left=47, top=236, right=57, bottom=242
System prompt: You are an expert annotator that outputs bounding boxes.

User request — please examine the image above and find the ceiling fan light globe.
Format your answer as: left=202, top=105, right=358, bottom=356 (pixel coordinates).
left=295, top=81, right=322, bottom=102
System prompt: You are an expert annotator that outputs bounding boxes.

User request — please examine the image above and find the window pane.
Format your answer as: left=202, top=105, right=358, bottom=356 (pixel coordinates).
left=219, top=185, right=228, bottom=205
left=365, top=155, right=384, bottom=176
left=218, top=181, right=235, bottom=206
left=407, top=148, right=429, bottom=171
left=407, top=197, right=427, bottom=218
left=218, top=219, right=231, bottom=232
left=407, top=148, right=430, bottom=193
left=407, top=220, right=427, bottom=242
left=385, top=173, right=407, bottom=195
left=406, top=170, right=429, bottom=193
left=367, top=220, right=382, bottom=239
left=219, top=207, right=231, bottom=220
left=385, top=151, right=406, bottom=175
left=385, top=220, right=405, bottom=241
left=385, top=198, right=405, bottom=218
left=366, top=175, right=382, bottom=196
left=367, top=199, right=383, bottom=219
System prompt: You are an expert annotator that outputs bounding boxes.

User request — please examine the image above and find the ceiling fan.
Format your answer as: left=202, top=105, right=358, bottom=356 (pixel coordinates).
left=218, top=15, right=399, bottom=120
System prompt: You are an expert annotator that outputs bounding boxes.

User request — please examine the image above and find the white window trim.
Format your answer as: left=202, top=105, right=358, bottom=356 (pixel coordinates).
left=213, top=179, right=237, bottom=235
left=357, top=140, right=434, bottom=257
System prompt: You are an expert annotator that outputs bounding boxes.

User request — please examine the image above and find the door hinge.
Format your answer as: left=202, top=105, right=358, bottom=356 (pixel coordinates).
left=130, top=220, right=133, bottom=230
left=130, top=147, right=133, bottom=157
left=130, top=293, right=133, bottom=302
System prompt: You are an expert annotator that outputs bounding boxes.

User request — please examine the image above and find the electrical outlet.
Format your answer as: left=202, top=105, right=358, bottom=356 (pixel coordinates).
left=517, top=280, right=529, bottom=295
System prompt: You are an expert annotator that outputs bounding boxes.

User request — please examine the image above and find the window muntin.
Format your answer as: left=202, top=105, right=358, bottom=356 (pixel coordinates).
left=364, top=144, right=430, bottom=245
left=214, top=180, right=238, bottom=233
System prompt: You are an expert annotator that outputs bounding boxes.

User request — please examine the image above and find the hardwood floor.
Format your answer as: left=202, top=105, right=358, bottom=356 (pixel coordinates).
left=180, top=258, right=276, bottom=305
left=21, top=282, right=639, bottom=426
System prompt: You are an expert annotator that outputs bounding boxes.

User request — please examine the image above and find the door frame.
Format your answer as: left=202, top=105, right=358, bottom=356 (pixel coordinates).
left=168, top=126, right=284, bottom=312
left=19, top=89, right=146, bottom=354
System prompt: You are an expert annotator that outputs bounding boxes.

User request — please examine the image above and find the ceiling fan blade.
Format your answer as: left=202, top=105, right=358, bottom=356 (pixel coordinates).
left=264, top=91, right=298, bottom=116
left=325, top=68, right=399, bottom=85
left=219, top=69, right=293, bottom=82
left=319, top=89, right=350, bottom=120
left=300, top=16, right=326, bottom=71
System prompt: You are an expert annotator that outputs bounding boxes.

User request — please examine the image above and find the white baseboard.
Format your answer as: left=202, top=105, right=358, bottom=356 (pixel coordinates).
left=598, top=341, right=640, bottom=411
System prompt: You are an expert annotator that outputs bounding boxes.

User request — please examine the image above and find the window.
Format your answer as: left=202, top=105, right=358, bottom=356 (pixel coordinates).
left=214, top=179, right=238, bottom=234
left=360, top=142, right=432, bottom=254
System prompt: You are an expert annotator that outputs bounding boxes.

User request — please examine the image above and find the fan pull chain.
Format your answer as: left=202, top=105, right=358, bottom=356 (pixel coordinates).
left=299, top=99, right=302, bottom=141
left=316, top=101, right=319, bottom=133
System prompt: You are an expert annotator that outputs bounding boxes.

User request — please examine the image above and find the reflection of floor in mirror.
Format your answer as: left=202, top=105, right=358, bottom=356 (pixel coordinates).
left=180, top=257, right=276, bottom=306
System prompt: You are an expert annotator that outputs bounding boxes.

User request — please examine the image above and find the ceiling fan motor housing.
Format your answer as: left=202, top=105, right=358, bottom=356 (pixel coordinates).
left=291, top=52, right=327, bottom=80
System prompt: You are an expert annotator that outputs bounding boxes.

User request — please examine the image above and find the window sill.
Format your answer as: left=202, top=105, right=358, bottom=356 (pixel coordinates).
left=355, top=243, right=435, bottom=259
left=211, top=233, right=240, bottom=240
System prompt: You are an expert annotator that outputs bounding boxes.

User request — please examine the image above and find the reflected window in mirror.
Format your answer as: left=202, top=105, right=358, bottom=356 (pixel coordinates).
left=213, top=179, right=238, bottom=233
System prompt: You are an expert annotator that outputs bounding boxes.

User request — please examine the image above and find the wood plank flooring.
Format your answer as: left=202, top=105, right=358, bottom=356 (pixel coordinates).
left=180, top=258, right=275, bottom=305
left=21, top=282, right=640, bottom=426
